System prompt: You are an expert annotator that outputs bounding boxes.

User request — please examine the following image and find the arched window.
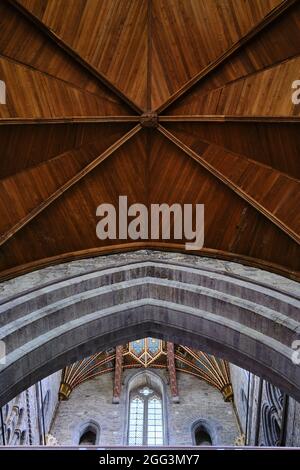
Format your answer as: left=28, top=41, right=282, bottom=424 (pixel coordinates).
left=128, top=386, right=163, bottom=446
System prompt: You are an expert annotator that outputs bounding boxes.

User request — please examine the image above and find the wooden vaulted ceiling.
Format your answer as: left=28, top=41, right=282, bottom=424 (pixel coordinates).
left=0, top=0, right=300, bottom=280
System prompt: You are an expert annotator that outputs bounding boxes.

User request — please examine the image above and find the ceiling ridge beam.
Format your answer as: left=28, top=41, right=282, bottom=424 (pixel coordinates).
left=7, top=0, right=143, bottom=115
left=157, top=124, right=300, bottom=245
left=0, top=124, right=142, bottom=247
left=155, top=0, right=298, bottom=113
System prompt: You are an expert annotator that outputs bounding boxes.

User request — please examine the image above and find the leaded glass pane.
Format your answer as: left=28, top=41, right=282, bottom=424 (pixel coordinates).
left=147, top=396, right=163, bottom=445
left=128, top=396, right=144, bottom=445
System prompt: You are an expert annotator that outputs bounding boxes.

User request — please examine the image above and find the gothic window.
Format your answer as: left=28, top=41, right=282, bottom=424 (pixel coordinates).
left=128, top=386, right=164, bottom=446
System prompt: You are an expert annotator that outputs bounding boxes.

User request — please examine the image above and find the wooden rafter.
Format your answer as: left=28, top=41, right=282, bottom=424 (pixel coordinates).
left=0, top=117, right=140, bottom=125
left=159, top=115, right=300, bottom=123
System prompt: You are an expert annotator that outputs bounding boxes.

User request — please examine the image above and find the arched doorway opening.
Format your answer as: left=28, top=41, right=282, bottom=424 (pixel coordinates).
left=195, top=428, right=212, bottom=446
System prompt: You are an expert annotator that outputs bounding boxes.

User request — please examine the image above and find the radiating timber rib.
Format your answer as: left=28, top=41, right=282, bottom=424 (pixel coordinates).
left=155, top=0, right=297, bottom=114
left=158, top=124, right=300, bottom=245
left=0, top=117, right=140, bottom=125
left=159, top=116, right=300, bottom=123
left=0, top=124, right=142, bottom=247
left=7, top=0, right=143, bottom=114
left=146, top=0, right=152, bottom=112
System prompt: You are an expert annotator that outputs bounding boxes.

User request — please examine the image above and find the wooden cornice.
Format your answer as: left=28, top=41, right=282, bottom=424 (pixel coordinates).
left=7, top=0, right=143, bottom=114
left=155, top=0, right=298, bottom=113
left=0, top=243, right=299, bottom=283
left=0, top=124, right=142, bottom=247
left=158, top=124, right=300, bottom=245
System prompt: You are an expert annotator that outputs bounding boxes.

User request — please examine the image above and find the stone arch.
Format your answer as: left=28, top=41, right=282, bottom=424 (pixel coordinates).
left=0, top=251, right=299, bottom=406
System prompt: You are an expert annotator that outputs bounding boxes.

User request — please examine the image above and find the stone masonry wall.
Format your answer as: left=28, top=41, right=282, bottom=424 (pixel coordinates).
left=51, top=369, right=239, bottom=446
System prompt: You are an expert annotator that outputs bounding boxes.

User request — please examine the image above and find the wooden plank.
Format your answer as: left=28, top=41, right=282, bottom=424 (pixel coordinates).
left=159, top=121, right=300, bottom=178
left=0, top=0, right=134, bottom=115
left=158, top=124, right=300, bottom=244
left=176, top=56, right=300, bottom=117
left=0, top=123, right=134, bottom=178
left=166, top=1, right=300, bottom=116
left=0, top=56, right=130, bottom=119
left=155, top=0, right=296, bottom=112
left=12, top=0, right=147, bottom=112
left=0, top=124, right=141, bottom=246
